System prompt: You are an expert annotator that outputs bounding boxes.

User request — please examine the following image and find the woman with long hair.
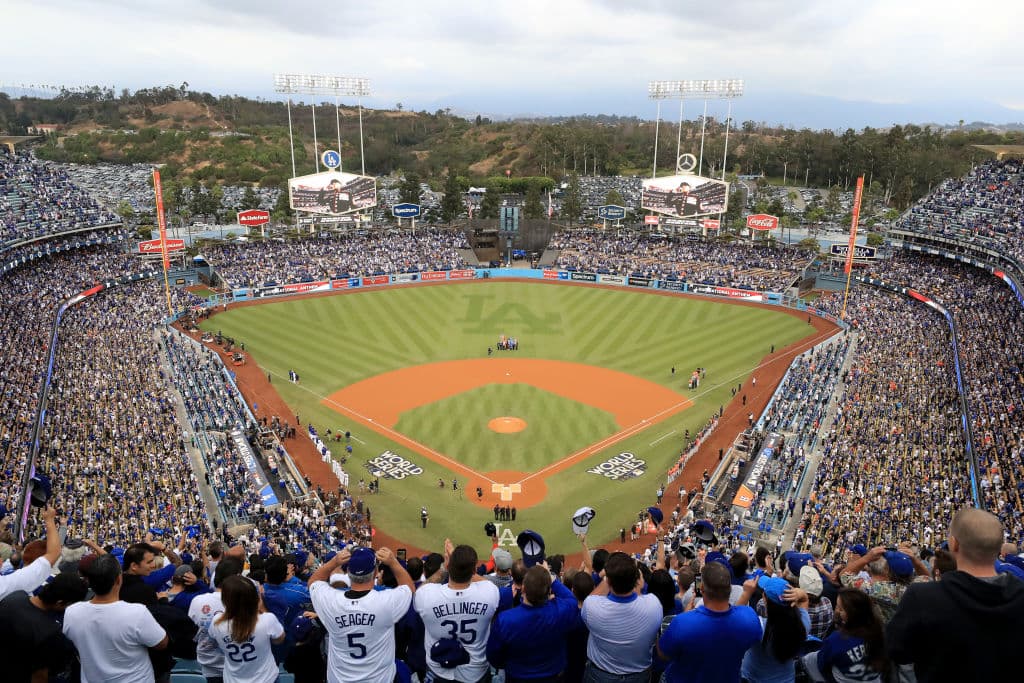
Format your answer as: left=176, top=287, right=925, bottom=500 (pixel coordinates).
left=207, top=575, right=286, bottom=683
left=802, top=588, right=888, bottom=682
left=739, top=576, right=811, bottom=682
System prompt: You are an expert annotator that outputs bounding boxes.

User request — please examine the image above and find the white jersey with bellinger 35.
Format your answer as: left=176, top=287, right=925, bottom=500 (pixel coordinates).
left=310, top=581, right=413, bottom=683
left=415, top=580, right=500, bottom=682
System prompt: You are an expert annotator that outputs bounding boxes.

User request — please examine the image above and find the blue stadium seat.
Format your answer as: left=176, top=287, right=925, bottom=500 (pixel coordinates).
left=172, top=658, right=202, bottom=673
left=170, top=674, right=206, bottom=683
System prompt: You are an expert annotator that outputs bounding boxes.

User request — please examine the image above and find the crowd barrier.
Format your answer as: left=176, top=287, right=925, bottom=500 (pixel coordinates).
left=227, top=267, right=849, bottom=330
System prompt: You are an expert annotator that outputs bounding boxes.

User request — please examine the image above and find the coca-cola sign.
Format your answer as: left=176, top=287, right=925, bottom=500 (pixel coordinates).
left=138, top=238, right=185, bottom=254
left=237, top=209, right=271, bottom=227
left=746, top=214, right=779, bottom=231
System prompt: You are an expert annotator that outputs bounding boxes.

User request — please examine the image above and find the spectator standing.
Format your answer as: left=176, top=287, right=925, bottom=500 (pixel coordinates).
left=487, top=564, right=582, bottom=682
left=415, top=541, right=500, bottom=683
left=188, top=557, right=244, bottom=682
left=0, top=571, right=88, bottom=682
left=738, top=576, right=810, bottom=683
left=657, top=562, right=761, bottom=683
left=208, top=575, right=285, bottom=683
left=0, top=506, right=61, bottom=601
left=887, top=508, right=1024, bottom=680
left=63, top=554, right=169, bottom=683
left=802, top=588, right=886, bottom=683
left=308, top=547, right=414, bottom=683
left=262, top=555, right=311, bottom=629
left=581, top=552, right=662, bottom=682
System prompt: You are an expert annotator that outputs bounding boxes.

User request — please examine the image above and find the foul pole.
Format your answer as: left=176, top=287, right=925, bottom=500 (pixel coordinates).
left=152, top=170, right=174, bottom=318
left=840, top=175, right=865, bottom=320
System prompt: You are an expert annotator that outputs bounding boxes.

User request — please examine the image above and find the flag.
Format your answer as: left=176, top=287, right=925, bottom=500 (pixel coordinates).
left=547, top=191, right=553, bottom=218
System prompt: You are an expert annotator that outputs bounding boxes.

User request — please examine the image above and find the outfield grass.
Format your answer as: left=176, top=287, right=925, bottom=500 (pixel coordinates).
left=201, top=281, right=814, bottom=555
left=395, top=384, right=619, bottom=474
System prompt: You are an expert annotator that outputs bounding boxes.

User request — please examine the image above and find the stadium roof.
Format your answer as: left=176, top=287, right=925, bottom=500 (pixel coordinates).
left=0, top=135, right=39, bottom=154
left=972, top=145, right=1024, bottom=160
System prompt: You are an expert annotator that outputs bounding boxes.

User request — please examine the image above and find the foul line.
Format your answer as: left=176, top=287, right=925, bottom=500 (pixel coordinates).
left=272, top=374, right=498, bottom=485
left=650, top=430, right=676, bottom=446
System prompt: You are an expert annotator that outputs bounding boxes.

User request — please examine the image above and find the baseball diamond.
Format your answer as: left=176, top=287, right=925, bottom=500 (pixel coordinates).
left=200, top=279, right=827, bottom=553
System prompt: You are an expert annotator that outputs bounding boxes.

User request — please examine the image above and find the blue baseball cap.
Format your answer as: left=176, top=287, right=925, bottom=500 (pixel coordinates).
left=704, top=551, right=730, bottom=569
left=692, top=519, right=717, bottom=544
left=786, top=552, right=813, bottom=575
left=884, top=551, right=914, bottom=578
left=291, top=615, right=316, bottom=642
left=517, top=530, right=545, bottom=568
left=848, top=544, right=868, bottom=557
left=647, top=507, right=664, bottom=526
left=431, top=638, right=471, bottom=669
left=346, top=547, right=377, bottom=578
left=758, top=575, right=791, bottom=605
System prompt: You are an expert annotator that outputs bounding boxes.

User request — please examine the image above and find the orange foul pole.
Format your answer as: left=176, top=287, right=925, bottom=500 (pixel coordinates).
left=840, top=175, right=864, bottom=321
left=152, top=170, right=174, bottom=318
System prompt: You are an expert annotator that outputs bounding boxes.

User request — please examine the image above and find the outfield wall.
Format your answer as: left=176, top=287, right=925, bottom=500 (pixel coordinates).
left=226, top=268, right=849, bottom=330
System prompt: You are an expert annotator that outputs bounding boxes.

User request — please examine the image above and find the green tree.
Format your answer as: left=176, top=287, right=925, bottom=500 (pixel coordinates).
left=480, top=184, right=502, bottom=219
left=824, top=185, right=842, bottom=222
left=866, top=232, right=885, bottom=246
left=399, top=173, right=422, bottom=205
left=798, top=237, right=821, bottom=251
left=115, top=199, right=135, bottom=224
left=562, top=173, right=582, bottom=225
left=240, top=185, right=260, bottom=210
left=272, top=184, right=292, bottom=221
left=604, top=188, right=624, bottom=206
left=523, top=185, right=544, bottom=219
left=440, top=172, right=463, bottom=223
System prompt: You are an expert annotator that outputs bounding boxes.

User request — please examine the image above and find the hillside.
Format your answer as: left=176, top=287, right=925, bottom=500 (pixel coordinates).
left=2, top=86, right=1024, bottom=207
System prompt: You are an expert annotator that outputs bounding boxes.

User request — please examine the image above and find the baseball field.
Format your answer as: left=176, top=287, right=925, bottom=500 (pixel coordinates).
left=200, top=280, right=817, bottom=555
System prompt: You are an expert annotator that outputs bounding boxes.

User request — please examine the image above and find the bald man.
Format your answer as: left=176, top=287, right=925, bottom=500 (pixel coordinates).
left=887, top=508, right=1024, bottom=681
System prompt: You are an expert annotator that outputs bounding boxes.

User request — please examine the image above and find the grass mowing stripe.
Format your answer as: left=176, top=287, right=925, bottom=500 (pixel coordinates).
left=372, top=295, right=437, bottom=360
left=574, top=292, right=638, bottom=361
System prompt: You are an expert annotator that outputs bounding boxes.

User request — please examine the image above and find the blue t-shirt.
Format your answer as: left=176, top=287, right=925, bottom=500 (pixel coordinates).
left=659, top=605, right=762, bottom=683
left=486, top=580, right=581, bottom=678
left=802, top=632, right=881, bottom=683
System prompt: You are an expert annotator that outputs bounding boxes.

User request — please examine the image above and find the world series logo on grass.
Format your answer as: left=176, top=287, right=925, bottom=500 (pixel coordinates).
left=365, top=451, right=423, bottom=479
left=587, top=452, right=646, bottom=480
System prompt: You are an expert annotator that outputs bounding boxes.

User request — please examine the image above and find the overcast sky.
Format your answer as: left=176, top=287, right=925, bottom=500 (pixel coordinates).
left=4, top=0, right=1023, bottom=128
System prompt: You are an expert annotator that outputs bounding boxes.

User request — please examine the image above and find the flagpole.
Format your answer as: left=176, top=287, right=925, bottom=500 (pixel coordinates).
left=152, top=170, right=174, bottom=318
left=840, top=175, right=864, bottom=321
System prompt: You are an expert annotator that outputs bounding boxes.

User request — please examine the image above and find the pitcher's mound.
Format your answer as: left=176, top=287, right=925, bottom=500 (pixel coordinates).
left=488, top=417, right=527, bottom=433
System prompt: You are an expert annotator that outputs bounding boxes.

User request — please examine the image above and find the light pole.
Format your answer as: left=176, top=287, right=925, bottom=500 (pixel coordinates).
left=648, top=80, right=743, bottom=178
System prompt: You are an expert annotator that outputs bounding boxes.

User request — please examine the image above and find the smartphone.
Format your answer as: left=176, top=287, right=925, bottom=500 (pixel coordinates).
left=694, top=574, right=703, bottom=598
left=397, top=548, right=407, bottom=562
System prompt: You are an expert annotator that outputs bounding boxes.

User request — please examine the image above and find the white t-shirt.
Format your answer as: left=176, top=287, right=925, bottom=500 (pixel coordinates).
left=414, top=580, right=500, bottom=682
left=208, top=612, right=284, bottom=683
left=63, top=600, right=167, bottom=683
left=187, top=591, right=225, bottom=676
left=310, top=582, right=413, bottom=683
left=0, top=556, right=52, bottom=601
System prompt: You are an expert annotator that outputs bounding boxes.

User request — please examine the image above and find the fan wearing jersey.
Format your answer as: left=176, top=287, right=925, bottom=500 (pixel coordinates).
left=187, top=557, right=244, bottom=681
left=208, top=575, right=286, bottom=683
left=308, top=546, right=416, bottom=683
left=415, top=540, right=501, bottom=683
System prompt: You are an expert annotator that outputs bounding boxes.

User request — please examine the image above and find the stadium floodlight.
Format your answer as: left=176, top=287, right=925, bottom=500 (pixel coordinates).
left=273, top=73, right=373, bottom=180
left=273, top=74, right=371, bottom=98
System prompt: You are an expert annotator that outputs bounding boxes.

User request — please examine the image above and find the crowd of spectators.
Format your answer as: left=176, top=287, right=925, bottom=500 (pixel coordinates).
left=0, top=149, right=117, bottom=246
left=899, top=159, right=1024, bottom=262
left=551, top=229, right=812, bottom=290
left=206, top=228, right=472, bottom=289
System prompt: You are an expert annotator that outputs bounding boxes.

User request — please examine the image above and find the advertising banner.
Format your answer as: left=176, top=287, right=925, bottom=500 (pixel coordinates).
left=237, top=209, right=271, bottom=227
left=392, top=273, right=419, bottom=283
left=289, top=171, right=377, bottom=216
left=599, top=274, right=626, bottom=285
left=830, top=244, right=877, bottom=259
left=138, top=238, right=185, bottom=254
left=659, top=280, right=685, bottom=291
left=543, top=269, right=561, bottom=280
left=330, top=279, right=351, bottom=290
left=644, top=215, right=660, bottom=226
left=421, top=271, right=448, bottom=282
left=362, top=275, right=390, bottom=286
left=689, top=283, right=764, bottom=301
left=628, top=276, right=653, bottom=288
left=642, top=173, right=729, bottom=218
left=569, top=272, right=597, bottom=282
left=284, top=280, right=329, bottom=294
left=448, top=269, right=476, bottom=280
left=746, top=214, right=779, bottom=231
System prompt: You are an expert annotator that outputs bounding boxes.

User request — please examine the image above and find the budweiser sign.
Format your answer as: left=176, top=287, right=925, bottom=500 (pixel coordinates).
left=702, top=219, right=721, bottom=230
left=138, top=238, right=185, bottom=254
left=644, top=215, right=660, bottom=226
left=746, top=214, right=779, bottom=231
left=237, top=209, right=271, bottom=227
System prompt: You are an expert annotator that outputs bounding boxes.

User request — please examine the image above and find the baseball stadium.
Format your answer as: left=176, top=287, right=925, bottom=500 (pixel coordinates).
left=2, top=45, right=1024, bottom=683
